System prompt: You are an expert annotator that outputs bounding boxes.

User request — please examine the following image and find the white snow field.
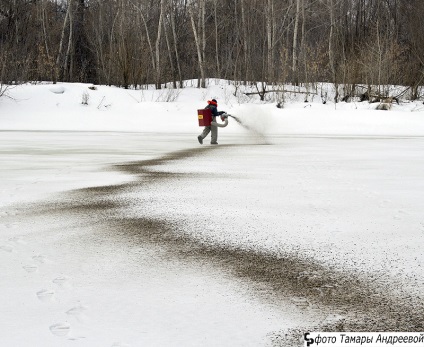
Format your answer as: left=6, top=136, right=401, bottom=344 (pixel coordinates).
left=0, top=81, right=423, bottom=346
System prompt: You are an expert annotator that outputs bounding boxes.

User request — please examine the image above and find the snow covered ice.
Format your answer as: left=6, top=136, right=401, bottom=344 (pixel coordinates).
left=0, top=81, right=423, bottom=346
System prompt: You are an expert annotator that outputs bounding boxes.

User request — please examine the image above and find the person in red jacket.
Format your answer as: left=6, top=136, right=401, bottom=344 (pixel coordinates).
left=197, top=99, right=225, bottom=145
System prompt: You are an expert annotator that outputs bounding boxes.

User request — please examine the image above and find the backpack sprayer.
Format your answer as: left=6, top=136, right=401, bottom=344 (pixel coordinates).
left=197, top=109, right=233, bottom=128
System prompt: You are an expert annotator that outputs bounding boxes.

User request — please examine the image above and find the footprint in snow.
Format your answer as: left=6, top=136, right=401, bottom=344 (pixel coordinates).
left=5, top=223, right=18, bottom=229
left=23, top=264, right=38, bottom=273
left=52, top=276, right=69, bottom=287
left=36, top=289, right=55, bottom=302
left=290, top=297, right=310, bottom=308
left=321, top=313, right=345, bottom=328
left=9, top=236, right=25, bottom=245
left=313, top=284, right=336, bottom=297
left=66, top=305, right=89, bottom=322
left=1, top=210, right=17, bottom=216
left=49, top=322, right=71, bottom=337
left=32, top=254, right=47, bottom=264
left=0, top=244, right=14, bottom=253
left=378, top=199, right=392, bottom=208
left=297, top=271, right=324, bottom=286
left=320, top=284, right=335, bottom=296
left=394, top=209, right=409, bottom=220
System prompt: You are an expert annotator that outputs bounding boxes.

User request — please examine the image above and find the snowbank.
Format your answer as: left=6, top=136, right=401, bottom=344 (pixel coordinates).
left=1, top=82, right=424, bottom=136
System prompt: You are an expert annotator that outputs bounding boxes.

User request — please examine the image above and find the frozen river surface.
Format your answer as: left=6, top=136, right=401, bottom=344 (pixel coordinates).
left=0, top=131, right=423, bottom=346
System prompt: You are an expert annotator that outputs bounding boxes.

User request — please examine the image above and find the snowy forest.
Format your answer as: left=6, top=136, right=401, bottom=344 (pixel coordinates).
left=1, top=0, right=424, bottom=101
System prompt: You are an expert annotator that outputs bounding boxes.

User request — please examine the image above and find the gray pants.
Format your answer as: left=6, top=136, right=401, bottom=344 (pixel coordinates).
left=199, top=116, right=218, bottom=143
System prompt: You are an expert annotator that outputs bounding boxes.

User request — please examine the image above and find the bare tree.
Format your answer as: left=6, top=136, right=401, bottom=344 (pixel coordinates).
left=188, top=0, right=206, bottom=88
left=265, top=0, right=274, bottom=83
left=56, top=1, right=70, bottom=82
left=155, top=0, right=165, bottom=89
left=169, top=0, right=183, bottom=88
left=292, top=0, right=301, bottom=85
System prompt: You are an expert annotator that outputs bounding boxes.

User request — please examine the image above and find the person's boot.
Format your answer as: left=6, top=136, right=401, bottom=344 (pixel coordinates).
left=197, top=136, right=203, bottom=145
left=211, top=142, right=218, bottom=145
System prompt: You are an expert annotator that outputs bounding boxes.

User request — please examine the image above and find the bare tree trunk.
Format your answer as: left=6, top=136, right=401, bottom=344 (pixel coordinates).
left=213, top=0, right=220, bottom=76
left=241, top=0, right=249, bottom=84
left=40, top=0, right=54, bottom=82
left=199, top=0, right=206, bottom=87
left=292, top=0, right=300, bottom=85
left=328, top=0, right=337, bottom=101
left=107, top=10, right=119, bottom=85
left=170, top=3, right=183, bottom=88
left=155, top=0, right=164, bottom=89
left=41, top=0, right=50, bottom=58
left=266, top=0, right=273, bottom=83
left=328, top=0, right=335, bottom=78
left=56, top=1, right=70, bottom=81
left=91, top=1, right=107, bottom=84
left=64, top=0, right=74, bottom=81
left=301, top=0, right=306, bottom=86
left=189, top=1, right=206, bottom=88
left=163, top=9, right=176, bottom=88
left=74, top=0, right=95, bottom=82
left=14, top=0, right=18, bottom=46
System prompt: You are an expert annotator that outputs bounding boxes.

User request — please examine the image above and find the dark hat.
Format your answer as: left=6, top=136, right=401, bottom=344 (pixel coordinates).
left=212, top=98, right=217, bottom=103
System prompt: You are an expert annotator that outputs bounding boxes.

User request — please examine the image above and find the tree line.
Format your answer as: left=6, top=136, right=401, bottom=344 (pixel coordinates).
left=1, top=0, right=423, bottom=101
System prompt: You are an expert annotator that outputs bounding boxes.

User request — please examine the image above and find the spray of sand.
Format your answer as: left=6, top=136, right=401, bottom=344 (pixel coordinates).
left=228, top=114, right=271, bottom=144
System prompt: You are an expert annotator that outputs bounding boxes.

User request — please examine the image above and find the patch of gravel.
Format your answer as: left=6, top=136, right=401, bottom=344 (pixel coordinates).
left=25, top=146, right=424, bottom=346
